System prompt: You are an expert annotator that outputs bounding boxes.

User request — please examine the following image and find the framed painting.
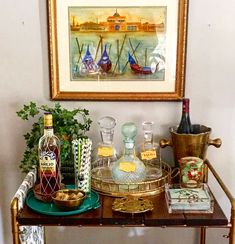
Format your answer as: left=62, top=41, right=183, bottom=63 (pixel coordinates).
left=48, top=0, right=188, bottom=100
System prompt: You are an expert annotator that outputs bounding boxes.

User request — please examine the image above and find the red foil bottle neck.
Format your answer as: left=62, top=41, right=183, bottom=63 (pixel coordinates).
left=182, top=98, right=190, bottom=113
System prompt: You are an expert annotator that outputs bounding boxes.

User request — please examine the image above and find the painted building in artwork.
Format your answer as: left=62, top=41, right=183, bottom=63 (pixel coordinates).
left=71, top=10, right=165, bottom=33
left=106, top=11, right=127, bottom=31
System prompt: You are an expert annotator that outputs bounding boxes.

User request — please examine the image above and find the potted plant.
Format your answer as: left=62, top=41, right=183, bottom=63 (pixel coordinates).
left=16, top=102, right=92, bottom=183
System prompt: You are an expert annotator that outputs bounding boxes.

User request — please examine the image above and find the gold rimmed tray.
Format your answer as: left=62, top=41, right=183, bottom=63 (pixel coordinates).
left=91, top=161, right=172, bottom=197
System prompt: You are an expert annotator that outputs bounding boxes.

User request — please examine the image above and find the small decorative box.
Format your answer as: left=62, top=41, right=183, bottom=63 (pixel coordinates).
left=165, top=183, right=214, bottom=213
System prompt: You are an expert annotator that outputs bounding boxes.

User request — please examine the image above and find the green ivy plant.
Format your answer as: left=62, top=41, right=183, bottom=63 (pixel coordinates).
left=16, top=102, right=92, bottom=178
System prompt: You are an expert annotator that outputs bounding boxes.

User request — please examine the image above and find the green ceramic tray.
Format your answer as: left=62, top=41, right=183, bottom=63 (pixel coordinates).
left=26, top=188, right=100, bottom=216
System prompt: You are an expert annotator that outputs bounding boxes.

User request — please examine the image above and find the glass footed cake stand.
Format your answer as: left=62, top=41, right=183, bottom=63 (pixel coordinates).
left=91, top=160, right=172, bottom=197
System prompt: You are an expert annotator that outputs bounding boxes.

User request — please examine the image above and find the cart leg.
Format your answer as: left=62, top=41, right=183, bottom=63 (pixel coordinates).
left=11, top=198, right=20, bottom=244
left=229, top=225, right=235, bottom=244
left=200, top=227, right=206, bottom=244
left=229, top=201, right=235, bottom=244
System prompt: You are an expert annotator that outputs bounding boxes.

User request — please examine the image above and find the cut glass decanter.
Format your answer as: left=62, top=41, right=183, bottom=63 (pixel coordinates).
left=138, top=121, right=162, bottom=180
left=91, top=116, right=118, bottom=181
left=112, top=122, right=146, bottom=184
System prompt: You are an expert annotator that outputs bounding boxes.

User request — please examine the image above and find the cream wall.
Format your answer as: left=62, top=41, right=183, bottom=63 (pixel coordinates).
left=1, top=0, right=235, bottom=243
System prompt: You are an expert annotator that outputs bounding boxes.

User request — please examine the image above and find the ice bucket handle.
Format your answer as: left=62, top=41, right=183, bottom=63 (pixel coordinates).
left=159, top=138, right=172, bottom=148
left=160, top=138, right=222, bottom=149
left=208, top=138, right=222, bottom=148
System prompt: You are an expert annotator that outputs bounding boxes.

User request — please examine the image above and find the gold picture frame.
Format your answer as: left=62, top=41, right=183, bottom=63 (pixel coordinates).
left=48, top=0, right=188, bottom=101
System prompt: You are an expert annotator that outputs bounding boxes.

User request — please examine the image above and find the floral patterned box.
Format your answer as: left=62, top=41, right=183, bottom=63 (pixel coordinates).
left=165, top=183, right=214, bottom=213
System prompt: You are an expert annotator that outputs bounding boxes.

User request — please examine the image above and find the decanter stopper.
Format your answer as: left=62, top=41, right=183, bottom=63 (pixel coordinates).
left=121, top=122, right=137, bottom=152
left=143, top=121, right=154, bottom=145
left=98, top=116, right=116, bottom=145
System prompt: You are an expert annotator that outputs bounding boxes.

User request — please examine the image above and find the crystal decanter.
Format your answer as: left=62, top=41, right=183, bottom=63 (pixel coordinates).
left=112, top=122, right=146, bottom=184
left=91, top=116, right=118, bottom=183
left=98, top=116, right=117, bottom=162
left=138, top=121, right=162, bottom=179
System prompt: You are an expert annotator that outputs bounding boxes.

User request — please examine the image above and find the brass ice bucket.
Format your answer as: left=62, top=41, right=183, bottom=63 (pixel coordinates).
left=160, top=124, right=221, bottom=167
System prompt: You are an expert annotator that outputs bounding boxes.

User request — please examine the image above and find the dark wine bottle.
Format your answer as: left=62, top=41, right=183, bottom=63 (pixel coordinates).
left=177, top=98, right=192, bottom=134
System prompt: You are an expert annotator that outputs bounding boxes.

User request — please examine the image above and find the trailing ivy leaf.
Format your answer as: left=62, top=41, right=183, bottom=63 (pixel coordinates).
left=29, top=102, right=39, bottom=117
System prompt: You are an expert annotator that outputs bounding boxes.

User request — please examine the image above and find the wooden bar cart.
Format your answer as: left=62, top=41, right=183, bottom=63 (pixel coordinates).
left=11, top=160, right=235, bottom=244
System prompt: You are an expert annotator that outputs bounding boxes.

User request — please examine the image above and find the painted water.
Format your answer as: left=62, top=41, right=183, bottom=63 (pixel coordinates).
left=70, top=32, right=166, bottom=81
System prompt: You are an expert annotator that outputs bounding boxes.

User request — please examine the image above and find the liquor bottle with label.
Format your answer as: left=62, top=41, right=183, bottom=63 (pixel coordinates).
left=95, top=116, right=117, bottom=165
left=112, top=122, right=146, bottom=184
left=177, top=98, right=193, bottom=134
left=38, top=112, right=61, bottom=195
left=139, top=121, right=162, bottom=179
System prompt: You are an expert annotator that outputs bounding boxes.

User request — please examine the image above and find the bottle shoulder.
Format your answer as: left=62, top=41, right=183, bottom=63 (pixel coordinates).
left=177, top=114, right=192, bottom=134
left=100, top=141, right=116, bottom=153
left=137, top=141, right=160, bottom=162
left=117, top=153, right=142, bottom=163
left=138, top=141, right=160, bottom=152
left=39, top=134, right=60, bottom=148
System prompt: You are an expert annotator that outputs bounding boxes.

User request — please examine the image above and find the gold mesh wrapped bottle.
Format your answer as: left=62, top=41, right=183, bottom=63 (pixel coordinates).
left=38, top=112, right=61, bottom=196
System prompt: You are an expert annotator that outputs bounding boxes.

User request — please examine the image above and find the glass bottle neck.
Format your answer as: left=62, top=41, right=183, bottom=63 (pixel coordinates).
left=123, top=140, right=135, bottom=157
left=44, top=127, right=54, bottom=136
left=182, top=99, right=190, bottom=113
left=100, top=130, right=114, bottom=145
left=142, top=121, right=154, bottom=150
left=142, top=130, right=154, bottom=152
left=98, top=116, right=116, bottom=145
left=144, top=131, right=153, bottom=144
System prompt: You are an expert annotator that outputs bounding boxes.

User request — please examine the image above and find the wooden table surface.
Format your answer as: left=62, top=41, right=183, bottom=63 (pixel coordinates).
left=17, top=192, right=228, bottom=227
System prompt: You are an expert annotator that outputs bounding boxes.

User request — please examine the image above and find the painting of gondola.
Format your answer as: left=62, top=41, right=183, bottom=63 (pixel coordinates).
left=79, top=45, right=100, bottom=75
left=69, top=7, right=166, bottom=81
left=97, top=44, right=112, bottom=73
left=128, top=53, right=153, bottom=75
left=48, top=0, right=188, bottom=100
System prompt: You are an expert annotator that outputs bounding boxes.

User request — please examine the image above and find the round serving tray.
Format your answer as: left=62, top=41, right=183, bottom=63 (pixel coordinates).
left=91, top=161, right=172, bottom=197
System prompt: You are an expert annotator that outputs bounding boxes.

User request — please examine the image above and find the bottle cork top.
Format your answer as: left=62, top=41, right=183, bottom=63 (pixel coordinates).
left=44, top=112, right=53, bottom=127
